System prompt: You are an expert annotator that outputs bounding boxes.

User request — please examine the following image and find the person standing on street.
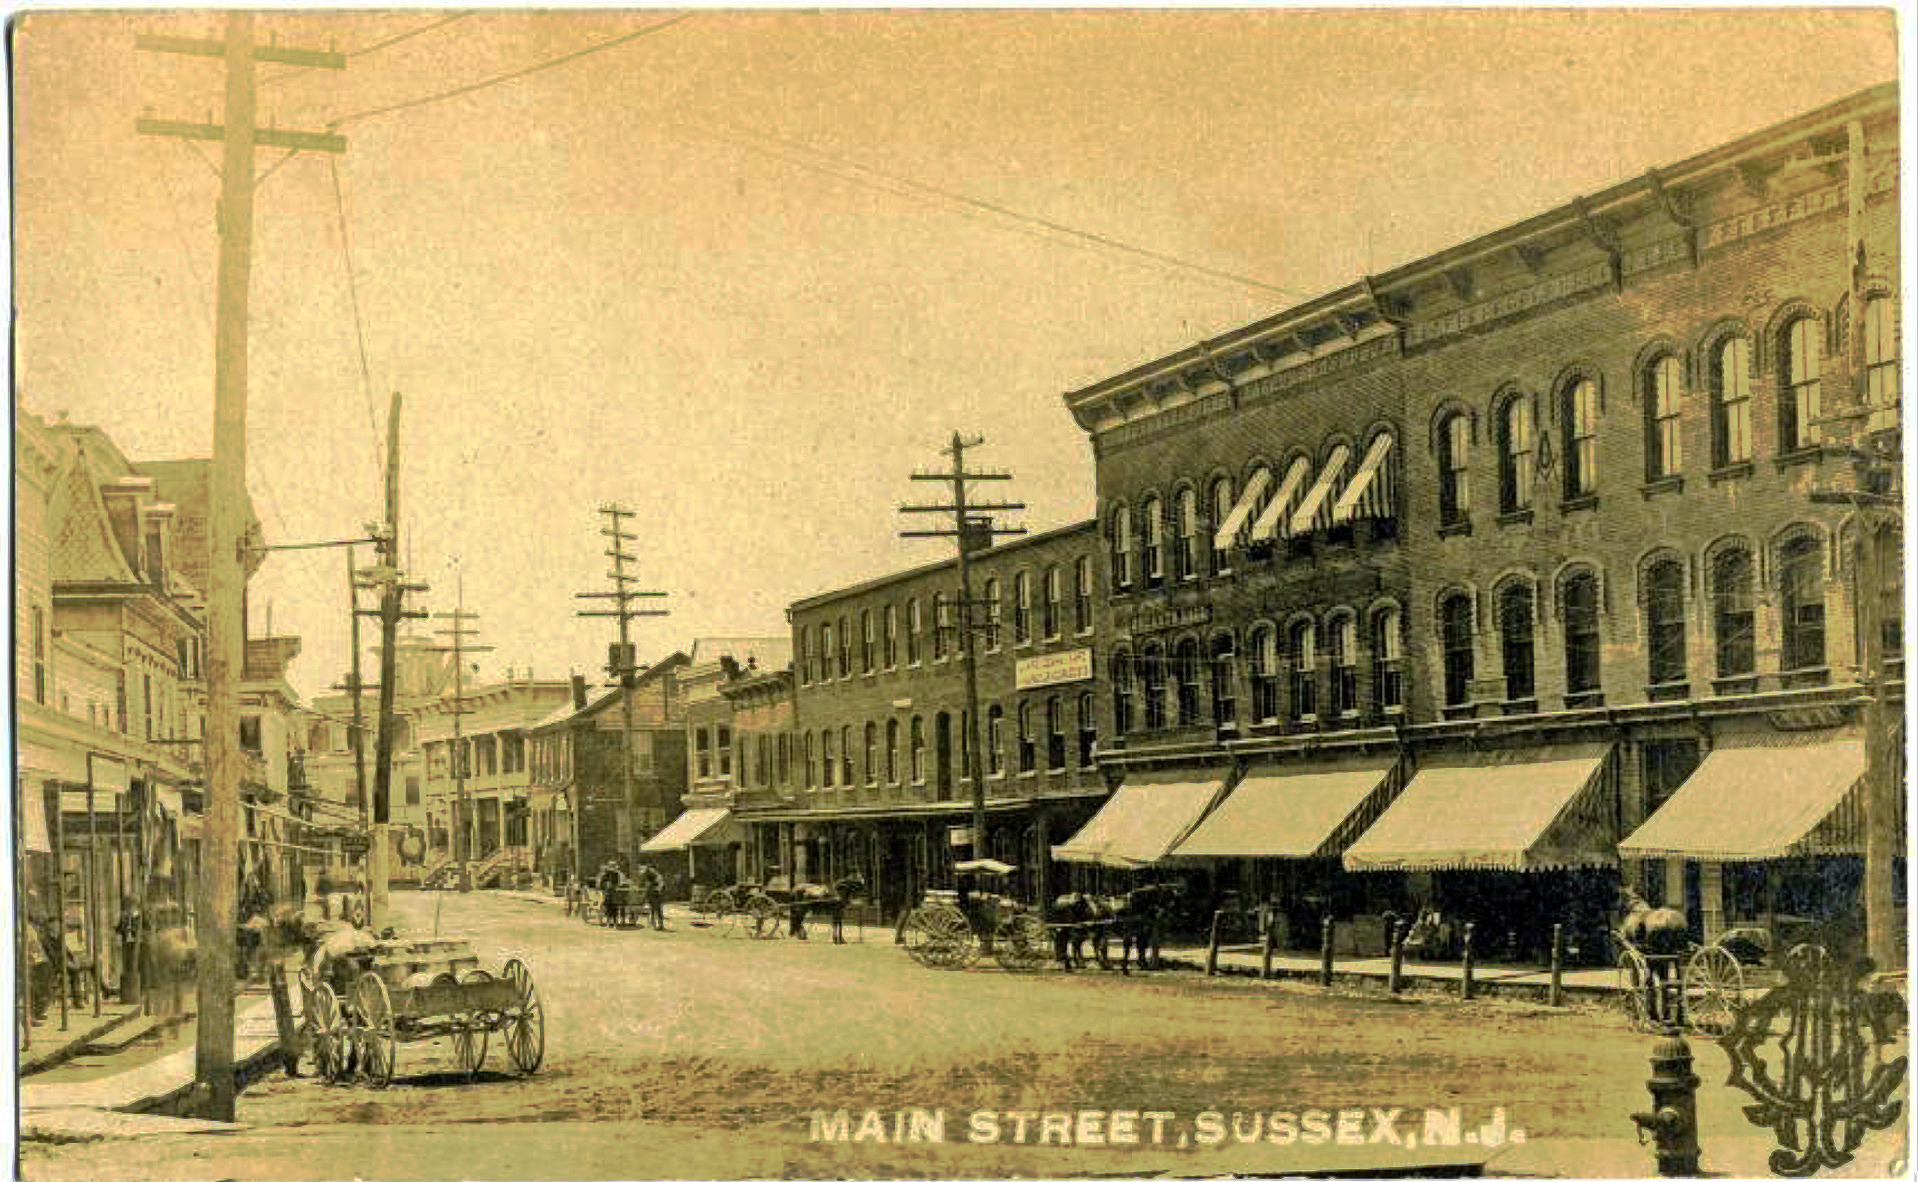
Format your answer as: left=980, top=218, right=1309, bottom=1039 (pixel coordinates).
left=638, top=865, right=667, bottom=931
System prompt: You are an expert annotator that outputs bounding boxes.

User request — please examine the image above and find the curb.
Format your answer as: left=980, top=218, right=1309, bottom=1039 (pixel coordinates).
left=19, top=1007, right=146, bottom=1077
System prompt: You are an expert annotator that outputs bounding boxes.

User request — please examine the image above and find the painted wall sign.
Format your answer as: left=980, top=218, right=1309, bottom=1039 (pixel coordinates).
left=1121, top=604, right=1214, bottom=636
left=1014, top=647, right=1095, bottom=691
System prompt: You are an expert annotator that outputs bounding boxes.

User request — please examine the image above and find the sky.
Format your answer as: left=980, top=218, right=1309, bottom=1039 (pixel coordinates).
left=11, top=8, right=1900, bottom=703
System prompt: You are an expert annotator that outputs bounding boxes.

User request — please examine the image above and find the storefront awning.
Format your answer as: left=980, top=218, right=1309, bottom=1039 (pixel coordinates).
left=1618, top=739, right=1872, bottom=861
left=1247, top=457, right=1311, bottom=543
left=1288, top=444, right=1351, bottom=535
left=1343, top=748, right=1616, bottom=872
left=640, top=807, right=739, bottom=853
left=1210, top=467, right=1272, bottom=551
left=1174, top=760, right=1398, bottom=859
left=1330, top=433, right=1395, bottom=524
left=1053, top=769, right=1229, bottom=869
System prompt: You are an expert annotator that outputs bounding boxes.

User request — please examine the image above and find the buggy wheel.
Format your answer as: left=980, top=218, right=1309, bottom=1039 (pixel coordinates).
left=903, top=904, right=972, bottom=969
left=992, top=914, right=1052, bottom=973
left=354, top=972, right=397, bottom=1088
left=705, top=887, right=738, bottom=930
left=745, top=894, right=783, bottom=940
left=503, top=959, right=544, bottom=1074
left=310, top=982, right=347, bottom=1083
left=1683, top=945, right=1744, bottom=1035
left=1615, top=945, right=1658, bottom=1032
left=453, top=970, right=492, bottom=1077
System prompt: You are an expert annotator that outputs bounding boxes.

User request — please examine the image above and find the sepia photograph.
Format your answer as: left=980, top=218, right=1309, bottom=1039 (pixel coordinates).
left=8, top=7, right=1912, bottom=1179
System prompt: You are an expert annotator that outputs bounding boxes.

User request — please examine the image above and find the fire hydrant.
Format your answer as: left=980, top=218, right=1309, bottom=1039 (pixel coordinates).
left=1630, top=1032, right=1701, bottom=1176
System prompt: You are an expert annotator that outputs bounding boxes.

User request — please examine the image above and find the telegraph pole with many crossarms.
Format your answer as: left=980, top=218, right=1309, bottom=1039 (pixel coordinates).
left=135, top=15, right=345, bottom=1123
left=431, top=582, right=493, bottom=893
left=899, top=434, right=1026, bottom=875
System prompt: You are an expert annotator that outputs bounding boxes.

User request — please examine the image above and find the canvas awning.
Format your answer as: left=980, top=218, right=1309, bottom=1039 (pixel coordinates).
left=1053, top=769, right=1230, bottom=869
left=1289, top=444, right=1352, bottom=535
left=1617, top=739, right=1875, bottom=861
left=1173, top=760, right=1398, bottom=859
left=1330, top=433, right=1395, bottom=524
left=640, top=808, right=739, bottom=853
left=1247, top=457, right=1311, bottom=542
left=1343, top=748, right=1616, bottom=872
left=1210, top=467, right=1272, bottom=551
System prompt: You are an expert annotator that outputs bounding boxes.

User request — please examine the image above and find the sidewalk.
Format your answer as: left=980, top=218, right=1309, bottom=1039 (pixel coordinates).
left=18, top=1001, right=145, bottom=1076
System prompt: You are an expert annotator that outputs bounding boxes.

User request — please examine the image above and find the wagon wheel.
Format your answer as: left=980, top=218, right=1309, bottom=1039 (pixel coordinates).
left=453, top=970, right=492, bottom=1078
left=502, top=959, right=545, bottom=1074
left=704, top=887, right=738, bottom=928
left=745, top=894, right=784, bottom=940
left=309, top=982, right=347, bottom=1083
left=1683, top=945, right=1745, bottom=1035
left=1614, top=945, right=1658, bottom=1032
left=354, top=972, right=397, bottom=1088
left=913, top=905, right=974, bottom=969
left=992, top=914, right=1053, bottom=973
left=899, top=906, right=942, bottom=966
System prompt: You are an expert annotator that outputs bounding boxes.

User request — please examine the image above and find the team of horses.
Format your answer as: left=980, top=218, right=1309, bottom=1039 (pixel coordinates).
left=1046, top=882, right=1187, bottom=974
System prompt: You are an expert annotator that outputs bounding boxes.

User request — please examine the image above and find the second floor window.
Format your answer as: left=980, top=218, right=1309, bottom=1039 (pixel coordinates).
left=883, top=604, right=897, bottom=668
left=1286, top=621, right=1316, bottom=722
left=987, top=705, right=1005, bottom=776
left=1498, top=583, right=1536, bottom=703
left=1074, top=557, right=1093, bottom=632
left=1865, top=295, right=1900, bottom=433
left=983, top=579, right=1002, bottom=649
left=1209, top=634, right=1236, bottom=729
left=861, top=610, right=875, bottom=673
left=1646, top=559, right=1687, bottom=686
left=1112, top=650, right=1134, bottom=733
left=1042, top=566, right=1061, bottom=639
left=837, top=616, right=852, bottom=677
left=864, top=723, right=877, bottom=785
left=906, top=598, right=922, bottom=664
left=1328, top=615, right=1357, bottom=716
left=819, top=623, right=834, bottom=682
left=1372, top=605, right=1404, bottom=712
left=1142, top=495, right=1165, bottom=584
left=931, top=594, right=948, bottom=660
left=1564, top=378, right=1598, bottom=498
left=718, top=725, right=733, bottom=779
left=1077, top=691, right=1097, bottom=767
left=1647, top=355, right=1683, bottom=479
left=1562, top=572, right=1602, bottom=698
left=1441, top=594, right=1474, bottom=708
left=696, top=729, right=711, bottom=778
left=1110, top=504, right=1134, bottom=590
left=1140, top=646, right=1166, bottom=730
left=1208, top=477, right=1234, bottom=575
left=1713, top=549, right=1756, bottom=680
left=910, top=717, right=925, bottom=783
left=886, top=719, right=899, bottom=784
left=1046, top=697, right=1065, bottom=771
left=1250, top=626, right=1280, bottom=722
left=1439, top=412, right=1471, bottom=525
left=1018, top=701, right=1036, bottom=773
left=1013, top=572, right=1030, bottom=645
left=1174, top=487, right=1199, bottom=580
left=1778, top=536, right=1826, bottom=672
left=1174, top=637, right=1201, bottom=726
left=1781, top=317, right=1823, bottom=451
left=1713, top=337, right=1754, bottom=466
left=1499, top=396, right=1534, bottom=513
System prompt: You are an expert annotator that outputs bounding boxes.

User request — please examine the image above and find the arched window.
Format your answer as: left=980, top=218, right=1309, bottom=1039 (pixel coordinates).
left=839, top=724, right=853, bottom=786
left=883, top=604, right=897, bottom=668
left=1780, top=316, right=1823, bottom=452
left=1646, top=355, right=1684, bottom=479
left=909, top=716, right=926, bottom=783
left=1209, top=633, right=1237, bottom=729
left=1042, top=566, right=1061, bottom=639
left=986, top=704, right=1005, bottom=775
left=1372, top=605, right=1404, bottom=712
left=1112, top=647, right=1134, bottom=733
left=1328, top=614, right=1358, bottom=717
left=1712, top=336, right=1754, bottom=466
left=1012, top=571, right=1031, bottom=645
left=1077, top=691, right=1097, bottom=767
left=836, top=615, right=851, bottom=677
left=1438, top=411, right=1471, bottom=526
left=885, top=719, right=899, bottom=784
left=1250, top=624, right=1280, bottom=722
left=1563, top=378, right=1599, bottom=498
left=1208, top=476, right=1234, bottom=575
left=1110, top=503, right=1134, bottom=590
left=1174, top=637, right=1202, bottom=726
left=860, top=609, right=874, bottom=673
left=1645, top=559, right=1687, bottom=688
left=1778, top=534, right=1826, bottom=672
left=1140, top=643, right=1166, bottom=729
left=983, top=578, right=1002, bottom=650
left=906, top=598, right=922, bottom=664
left=1017, top=700, right=1036, bottom=773
left=1498, top=582, right=1536, bottom=704
left=1562, top=570, right=1602, bottom=701
left=1712, top=549, right=1756, bottom=680
left=1865, top=296, right=1900, bottom=433
left=863, top=722, right=877, bottom=784
left=1286, top=619, right=1317, bottom=722
left=1142, top=494, right=1165, bottom=584
left=1440, top=593, right=1475, bottom=708
left=1046, top=697, right=1065, bottom=770
left=1174, top=487, right=1199, bottom=580
left=1498, top=395, right=1534, bottom=513
left=931, top=593, right=948, bottom=660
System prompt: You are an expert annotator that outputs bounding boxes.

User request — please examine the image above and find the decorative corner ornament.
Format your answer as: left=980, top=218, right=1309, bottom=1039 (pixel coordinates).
left=1720, top=944, right=1908, bottom=1178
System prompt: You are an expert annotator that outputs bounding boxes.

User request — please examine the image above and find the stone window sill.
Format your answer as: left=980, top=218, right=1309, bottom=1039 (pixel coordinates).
left=1640, top=476, right=1684, bottom=499
left=1775, top=447, right=1825, bottom=471
left=1497, top=508, right=1535, bottom=528
left=1646, top=681, right=1689, bottom=703
left=1437, top=517, right=1472, bottom=539
left=1560, top=493, right=1599, bottom=514
left=1709, top=461, right=1754, bottom=485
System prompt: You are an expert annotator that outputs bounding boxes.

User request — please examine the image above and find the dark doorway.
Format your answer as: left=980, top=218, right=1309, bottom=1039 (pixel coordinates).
left=935, top=713, right=954, bottom=802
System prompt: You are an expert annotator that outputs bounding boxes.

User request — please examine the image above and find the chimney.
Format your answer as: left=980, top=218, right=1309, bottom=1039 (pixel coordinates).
left=570, top=674, right=587, bottom=710
left=960, top=514, right=995, bottom=556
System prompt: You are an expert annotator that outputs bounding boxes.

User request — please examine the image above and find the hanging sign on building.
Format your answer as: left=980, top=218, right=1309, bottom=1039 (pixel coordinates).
left=948, top=825, right=973, bottom=848
left=1015, top=647, right=1095, bottom=691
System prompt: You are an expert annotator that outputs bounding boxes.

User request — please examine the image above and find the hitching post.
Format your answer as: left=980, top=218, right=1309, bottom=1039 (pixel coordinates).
left=1319, top=917, right=1334, bottom=987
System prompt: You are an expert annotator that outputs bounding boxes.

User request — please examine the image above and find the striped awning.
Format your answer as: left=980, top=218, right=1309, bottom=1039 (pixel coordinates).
left=1053, top=768, right=1229, bottom=869
left=1248, top=457, right=1312, bottom=543
left=1331, top=433, right=1395, bottom=524
left=1289, top=444, right=1352, bottom=536
left=1618, top=739, right=1881, bottom=861
left=1173, top=760, right=1399, bottom=859
left=1343, top=748, right=1616, bottom=872
left=1211, top=467, right=1272, bottom=551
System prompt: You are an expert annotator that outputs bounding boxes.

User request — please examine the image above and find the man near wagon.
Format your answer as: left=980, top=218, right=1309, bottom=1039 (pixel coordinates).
left=598, top=860, right=624, bottom=926
left=636, top=865, right=667, bottom=931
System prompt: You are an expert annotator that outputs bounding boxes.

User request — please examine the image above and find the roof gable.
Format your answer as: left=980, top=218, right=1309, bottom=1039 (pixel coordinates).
left=48, top=450, right=139, bottom=584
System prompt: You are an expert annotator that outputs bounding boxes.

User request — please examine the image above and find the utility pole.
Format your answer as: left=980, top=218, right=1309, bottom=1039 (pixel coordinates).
left=136, top=14, right=344, bottom=1123
left=336, top=546, right=370, bottom=829
left=575, top=504, right=669, bottom=873
left=431, top=581, right=492, bottom=892
left=900, top=434, right=1025, bottom=873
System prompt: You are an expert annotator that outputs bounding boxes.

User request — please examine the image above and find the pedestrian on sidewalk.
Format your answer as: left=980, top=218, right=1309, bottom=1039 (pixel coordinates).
left=115, top=895, right=143, bottom=1002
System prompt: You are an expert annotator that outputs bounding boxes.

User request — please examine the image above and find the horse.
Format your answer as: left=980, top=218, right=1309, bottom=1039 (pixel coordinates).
left=597, top=865, right=628, bottom=927
left=1105, top=882, right=1186, bottom=974
left=788, top=873, right=867, bottom=943
left=1047, top=893, right=1112, bottom=972
left=1616, top=886, right=1690, bottom=1001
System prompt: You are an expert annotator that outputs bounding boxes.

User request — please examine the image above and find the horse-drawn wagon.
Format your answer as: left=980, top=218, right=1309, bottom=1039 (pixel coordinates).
left=691, top=874, right=868, bottom=941
left=1614, top=890, right=1809, bottom=1034
left=299, top=934, right=544, bottom=1086
left=900, top=860, right=1052, bottom=972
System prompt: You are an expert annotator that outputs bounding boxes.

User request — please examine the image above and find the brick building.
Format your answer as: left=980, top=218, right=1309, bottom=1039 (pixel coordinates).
left=1063, top=84, right=1903, bottom=959
left=760, top=520, right=1111, bottom=920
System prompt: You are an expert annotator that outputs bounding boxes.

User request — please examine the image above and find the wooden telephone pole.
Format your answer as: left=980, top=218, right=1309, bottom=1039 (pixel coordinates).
left=899, top=435, right=1025, bottom=873
left=431, top=582, right=492, bottom=892
left=136, top=14, right=344, bottom=1123
left=575, top=504, right=669, bottom=872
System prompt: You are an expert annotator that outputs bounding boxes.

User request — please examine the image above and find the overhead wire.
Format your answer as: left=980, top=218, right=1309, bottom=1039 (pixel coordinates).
left=260, top=11, right=477, bottom=86
left=326, top=155, right=388, bottom=494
